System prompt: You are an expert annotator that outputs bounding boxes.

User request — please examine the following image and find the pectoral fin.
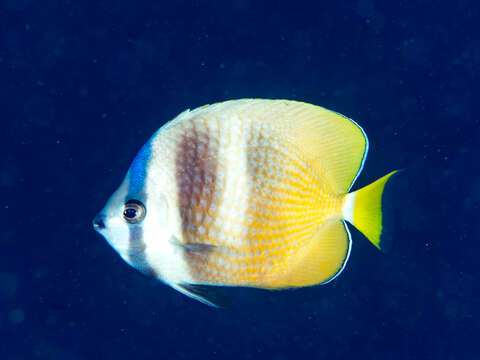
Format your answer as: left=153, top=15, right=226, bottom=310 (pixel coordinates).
left=171, top=283, right=232, bottom=308
left=170, top=235, right=219, bottom=254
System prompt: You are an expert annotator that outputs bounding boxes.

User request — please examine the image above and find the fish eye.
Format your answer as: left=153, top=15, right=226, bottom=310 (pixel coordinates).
left=122, top=200, right=146, bottom=224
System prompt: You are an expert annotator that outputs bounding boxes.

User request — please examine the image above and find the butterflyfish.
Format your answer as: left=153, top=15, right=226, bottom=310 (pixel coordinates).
left=92, top=99, right=398, bottom=307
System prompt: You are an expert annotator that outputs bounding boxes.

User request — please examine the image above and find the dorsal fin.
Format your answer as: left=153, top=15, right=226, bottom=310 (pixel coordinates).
left=284, top=101, right=368, bottom=193
left=204, top=99, right=369, bottom=194
left=163, top=99, right=368, bottom=193
left=257, top=100, right=369, bottom=193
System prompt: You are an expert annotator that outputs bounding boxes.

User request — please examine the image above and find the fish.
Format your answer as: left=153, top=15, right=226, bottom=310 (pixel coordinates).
left=92, top=99, right=398, bottom=307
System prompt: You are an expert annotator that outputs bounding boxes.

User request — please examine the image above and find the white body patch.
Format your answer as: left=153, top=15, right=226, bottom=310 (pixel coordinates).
left=140, top=135, right=194, bottom=285
left=215, top=116, right=249, bottom=245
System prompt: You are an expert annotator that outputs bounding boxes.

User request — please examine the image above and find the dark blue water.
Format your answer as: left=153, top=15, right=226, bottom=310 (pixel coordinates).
left=2, top=1, right=478, bottom=359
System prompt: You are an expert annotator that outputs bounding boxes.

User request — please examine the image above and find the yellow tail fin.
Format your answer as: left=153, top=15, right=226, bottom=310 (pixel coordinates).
left=343, top=171, right=399, bottom=252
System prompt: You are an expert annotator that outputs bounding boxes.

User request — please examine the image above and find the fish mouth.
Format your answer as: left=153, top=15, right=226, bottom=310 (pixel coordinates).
left=92, top=213, right=106, bottom=231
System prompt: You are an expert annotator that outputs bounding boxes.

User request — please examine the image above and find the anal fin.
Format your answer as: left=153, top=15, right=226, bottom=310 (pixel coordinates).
left=271, top=220, right=351, bottom=288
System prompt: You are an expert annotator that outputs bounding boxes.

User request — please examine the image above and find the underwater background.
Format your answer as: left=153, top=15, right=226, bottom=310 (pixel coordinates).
left=1, top=1, right=478, bottom=359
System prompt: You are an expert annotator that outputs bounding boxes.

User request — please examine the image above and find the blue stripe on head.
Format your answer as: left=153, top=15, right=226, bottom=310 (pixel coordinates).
left=126, top=140, right=152, bottom=275
left=128, top=139, right=152, bottom=197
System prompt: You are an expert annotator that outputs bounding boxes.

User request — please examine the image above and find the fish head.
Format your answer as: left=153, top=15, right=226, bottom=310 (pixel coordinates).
left=92, top=141, right=174, bottom=279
